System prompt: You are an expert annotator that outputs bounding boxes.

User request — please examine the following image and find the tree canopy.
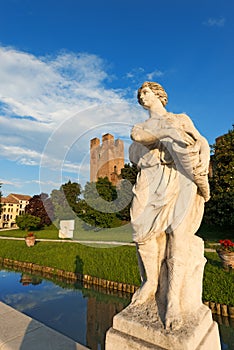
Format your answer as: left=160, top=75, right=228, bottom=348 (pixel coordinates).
left=77, top=177, right=122, bottom=228
left=204, top=126, right=234, bottom=227
left=50, top=180, right=81, bottom=221
left=16, top=214, right=41, bottom=231
left=25, top=193, right=54, bottom=227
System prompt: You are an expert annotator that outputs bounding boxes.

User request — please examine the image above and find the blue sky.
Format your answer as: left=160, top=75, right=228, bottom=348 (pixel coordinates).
left=0, top=0, right=233, bottom=197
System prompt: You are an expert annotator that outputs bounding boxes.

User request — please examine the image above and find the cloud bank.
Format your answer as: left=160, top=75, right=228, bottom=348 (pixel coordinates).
left=0, top=46, right=145, bottom=193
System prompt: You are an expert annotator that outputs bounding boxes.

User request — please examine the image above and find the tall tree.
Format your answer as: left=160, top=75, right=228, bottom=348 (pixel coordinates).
left=61, top=180, right=81, bottom=211
left=50, top=181, right=81, bottom=220
left=77, top=177, right=121, bottom=228
left=204, top=126, right=234, bottom=227
left=121, top=163, right=138, bottom=185
left=116, top=163, right=139, bottom=222
left=25, top=193, right=54, bottom=227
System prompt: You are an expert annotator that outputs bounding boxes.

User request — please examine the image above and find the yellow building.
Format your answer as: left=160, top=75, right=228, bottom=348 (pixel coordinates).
left=0, top=193, right=31, bottom=229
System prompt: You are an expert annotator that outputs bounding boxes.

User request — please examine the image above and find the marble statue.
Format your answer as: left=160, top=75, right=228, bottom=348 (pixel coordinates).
left=105, top=82, right=221, bottom=350
left=129, top=81, right=210, bottom=330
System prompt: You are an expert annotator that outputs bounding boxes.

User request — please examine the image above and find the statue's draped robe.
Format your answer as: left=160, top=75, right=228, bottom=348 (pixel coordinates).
left=130, top=113, right=208, bottom=244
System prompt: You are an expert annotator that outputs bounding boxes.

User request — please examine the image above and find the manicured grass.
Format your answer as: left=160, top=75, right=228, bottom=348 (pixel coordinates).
left=0, top=225, right=59, bottom=240
left=73, top=221, right=133, bottom=242
left=0, top=223, right=230, bottom=246
left=1, top=221, right=231, bottom=245
left=0, top=238, right=233, bottom=305
left=0, top=221, right=133, bottom=243
left=203, top=252, right=234, bottom=306
left=0, top=239, right=140, bottom=285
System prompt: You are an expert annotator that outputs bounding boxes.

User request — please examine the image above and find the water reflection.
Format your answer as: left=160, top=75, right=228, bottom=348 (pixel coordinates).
left=213, top=315, right=234, bottom=350
left=0, top=267, right=233, bottom=350
left=20, top=273, right=42, bottom=286
left=0, top=267, right=130, bottom=349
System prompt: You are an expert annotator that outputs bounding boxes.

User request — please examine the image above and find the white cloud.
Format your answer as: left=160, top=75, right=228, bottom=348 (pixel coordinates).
left=0, top=179, right=17, bottom=186
left=126, top=67, right=165, bottom=84
left=203, top=17, right=226, bottom=27
left=0, top=47, right=123, bottom=125
left=146, top=70, right=164, bottom=80
left=0, top=46, right=145, bottom=193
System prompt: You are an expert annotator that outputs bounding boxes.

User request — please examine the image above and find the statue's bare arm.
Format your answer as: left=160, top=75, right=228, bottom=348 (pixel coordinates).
left=131, top=123, right=194, bottom=146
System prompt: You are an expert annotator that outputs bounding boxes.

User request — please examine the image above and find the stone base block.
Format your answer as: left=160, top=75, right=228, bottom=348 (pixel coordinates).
left=105, top=304, right=221, bottom=350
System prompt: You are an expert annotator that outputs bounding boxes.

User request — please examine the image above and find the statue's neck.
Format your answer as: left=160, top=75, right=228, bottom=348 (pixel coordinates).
left=149, top=105, right=167, bottom=118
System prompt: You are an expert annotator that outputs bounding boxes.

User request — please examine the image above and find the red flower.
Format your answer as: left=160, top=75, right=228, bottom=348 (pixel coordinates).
left=27, top=232, right=34, bottom=237
left=219, top=239, right=234, bottom=251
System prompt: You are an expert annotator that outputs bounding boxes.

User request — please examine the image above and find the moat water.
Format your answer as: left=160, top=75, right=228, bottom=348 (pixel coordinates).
left=0, top=268, right=233, bottom=350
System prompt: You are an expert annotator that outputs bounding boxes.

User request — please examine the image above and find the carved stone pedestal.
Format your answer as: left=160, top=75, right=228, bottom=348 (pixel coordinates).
left=105, top=303, right=221, bottom=350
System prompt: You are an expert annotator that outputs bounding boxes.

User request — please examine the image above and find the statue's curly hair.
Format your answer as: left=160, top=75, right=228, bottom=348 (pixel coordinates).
left=138, top=81, right=168, bottom=107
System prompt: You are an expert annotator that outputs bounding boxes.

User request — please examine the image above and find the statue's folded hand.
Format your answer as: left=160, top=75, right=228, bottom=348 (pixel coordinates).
left=131, top=125, right=156, bottom=143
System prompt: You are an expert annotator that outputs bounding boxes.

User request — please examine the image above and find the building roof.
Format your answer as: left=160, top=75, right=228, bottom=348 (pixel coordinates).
left=1, top=196, right=19, bottom=204
left=9, top=193, right=31, bottom=201
left=1, top=193, right=31, bottom=204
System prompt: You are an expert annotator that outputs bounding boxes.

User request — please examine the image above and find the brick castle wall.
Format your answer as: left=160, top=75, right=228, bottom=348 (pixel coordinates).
left=90, top=133, right=124, bottom=185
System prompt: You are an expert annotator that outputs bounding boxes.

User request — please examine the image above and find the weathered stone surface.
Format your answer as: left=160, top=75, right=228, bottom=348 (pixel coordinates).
left=106, top=81, right=221, bottom=349
left=90, top=133, right=124, bottom=185
left=106, top=304, right=221, bottom=350
left=0, top=302, right=88, bottom=350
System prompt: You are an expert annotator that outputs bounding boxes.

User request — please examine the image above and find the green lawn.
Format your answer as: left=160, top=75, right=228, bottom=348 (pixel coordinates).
left=0, top=239, right=139, bottom=285
left=1, top=221, right=229, bottom=244
left=73, top=221, right=133, bottom=242
left=0, top=221, right=133, bottom=243
left=0, top=225, right=59, bottom=239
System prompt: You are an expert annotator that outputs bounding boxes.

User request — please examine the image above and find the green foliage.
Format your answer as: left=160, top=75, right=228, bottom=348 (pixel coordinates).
left=16, top=214, right=41, bottom=231
left=77, top=177, right=122, bottom=228
left=204, top=126, right=234, bottom=227
left=116, top=179, right=134, bottom=222
left=25, top=193, right=54, bottom=227
left=50, top=180, right=81, bottom=220
left=61, top=181, right=81, bottom=211
left=197, top=223, right=233, bottom=242
left=117, top=163, right=138, bottom=221
left=121, top=163, right=138, bottom=185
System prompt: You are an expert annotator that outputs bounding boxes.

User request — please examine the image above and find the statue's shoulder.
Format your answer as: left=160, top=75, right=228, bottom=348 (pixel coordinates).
left=171, top=112, right=194, bottom=129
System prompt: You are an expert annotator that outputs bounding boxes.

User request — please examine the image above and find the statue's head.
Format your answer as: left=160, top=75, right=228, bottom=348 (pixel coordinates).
left=137, top=82, right=168, bottom=107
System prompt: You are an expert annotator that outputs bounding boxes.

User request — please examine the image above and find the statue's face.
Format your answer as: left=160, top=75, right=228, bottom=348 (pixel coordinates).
left=139, top=86, right=158, bottom=109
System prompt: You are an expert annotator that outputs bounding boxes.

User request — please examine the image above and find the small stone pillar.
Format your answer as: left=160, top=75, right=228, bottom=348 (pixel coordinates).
left=59, top=220, right=74, bottom=239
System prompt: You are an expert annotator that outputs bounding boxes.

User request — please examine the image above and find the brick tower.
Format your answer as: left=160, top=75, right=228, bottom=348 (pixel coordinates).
left=90, top=133, right=124, bottom=185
